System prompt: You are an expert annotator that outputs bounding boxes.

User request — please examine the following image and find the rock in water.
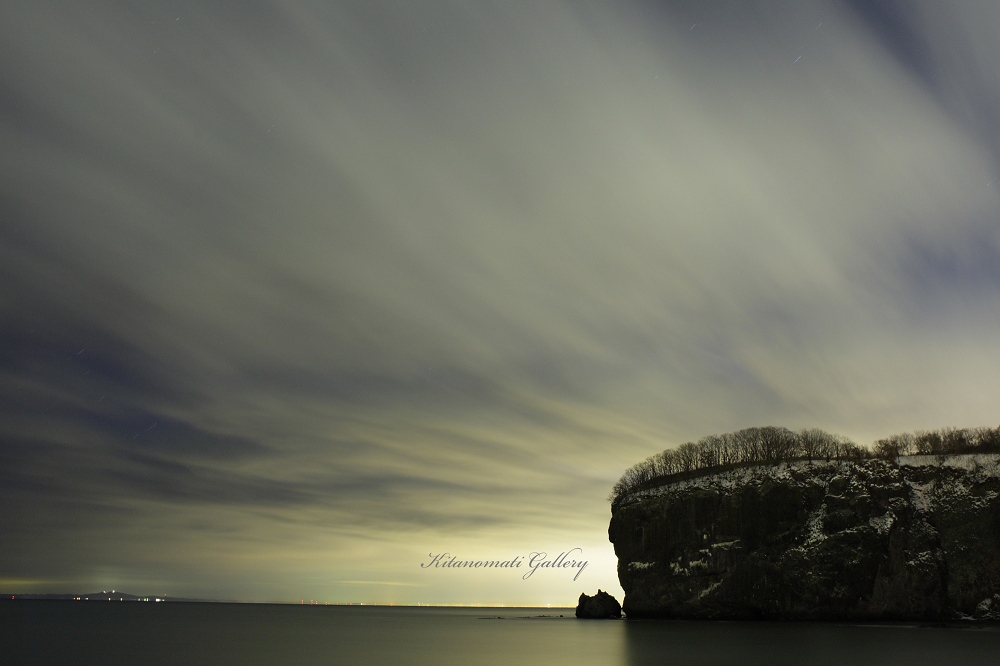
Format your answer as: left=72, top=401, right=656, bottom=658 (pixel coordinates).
left=609, top=456, right=1000, bottom=620
left=576, top=589, right=622, bottom=618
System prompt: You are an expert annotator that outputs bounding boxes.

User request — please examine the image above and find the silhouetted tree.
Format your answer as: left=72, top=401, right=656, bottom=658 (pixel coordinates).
left=609, top=424, right=1000, bottom=504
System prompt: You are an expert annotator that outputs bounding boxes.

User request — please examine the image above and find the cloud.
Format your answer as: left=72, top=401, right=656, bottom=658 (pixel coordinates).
left=2, top=0, right=1000, bottom=602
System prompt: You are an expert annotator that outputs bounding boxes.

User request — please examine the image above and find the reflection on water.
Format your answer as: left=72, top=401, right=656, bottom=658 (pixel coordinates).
left=3, top=602, right=999, bottom=666
left=624, top=619, right=1000, bottom=666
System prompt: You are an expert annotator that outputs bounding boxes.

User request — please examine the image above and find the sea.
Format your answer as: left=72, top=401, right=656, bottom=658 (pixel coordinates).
left=3, top=602, right=1000, bottom=665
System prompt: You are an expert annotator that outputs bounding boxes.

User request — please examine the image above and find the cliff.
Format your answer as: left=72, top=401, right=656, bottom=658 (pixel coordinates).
left=609, top=455, right=1000, bottom=620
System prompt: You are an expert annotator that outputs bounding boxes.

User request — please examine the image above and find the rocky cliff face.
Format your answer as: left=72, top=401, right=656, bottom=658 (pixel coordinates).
left=609, top=455, right=1000, bottom=620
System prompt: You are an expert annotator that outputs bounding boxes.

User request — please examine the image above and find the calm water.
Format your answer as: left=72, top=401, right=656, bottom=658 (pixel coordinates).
left=3, top=602, right=1000, bottom=665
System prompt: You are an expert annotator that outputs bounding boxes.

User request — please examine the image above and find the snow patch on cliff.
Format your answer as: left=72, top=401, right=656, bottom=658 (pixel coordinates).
left=899, top=454, right=1000, bottom=475
left=698, top=581, right=721, bottom=599
left=711, top=540, right=740, bottom=550
left=804, top=504, right=827, bottom=545
left=618, top=455, right=1000, bottom=507
left=621, top=460, right=851, bottom=504
left=869, top=511, right=894, bottom=535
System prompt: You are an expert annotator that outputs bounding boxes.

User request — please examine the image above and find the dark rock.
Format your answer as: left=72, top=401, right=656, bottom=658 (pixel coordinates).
left=610, top=456, right=1000, bottom=620
left=576, top=589, right=622, bottom=618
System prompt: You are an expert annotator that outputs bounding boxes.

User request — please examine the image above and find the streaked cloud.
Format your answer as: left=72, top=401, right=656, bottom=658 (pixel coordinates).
left=2, top=0, right=999, bottom=603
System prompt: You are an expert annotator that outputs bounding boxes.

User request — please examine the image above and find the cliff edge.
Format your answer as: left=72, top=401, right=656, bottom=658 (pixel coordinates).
left=609, top=455, right=1000, bottom=620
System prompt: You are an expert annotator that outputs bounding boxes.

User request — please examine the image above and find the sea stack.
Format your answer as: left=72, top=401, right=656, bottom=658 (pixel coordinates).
left=576, top=589, right=622, bottom=618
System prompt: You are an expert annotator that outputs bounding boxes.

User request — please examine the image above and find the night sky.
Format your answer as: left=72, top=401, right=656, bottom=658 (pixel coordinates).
left=3, top=1, right=1000, bottom=605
